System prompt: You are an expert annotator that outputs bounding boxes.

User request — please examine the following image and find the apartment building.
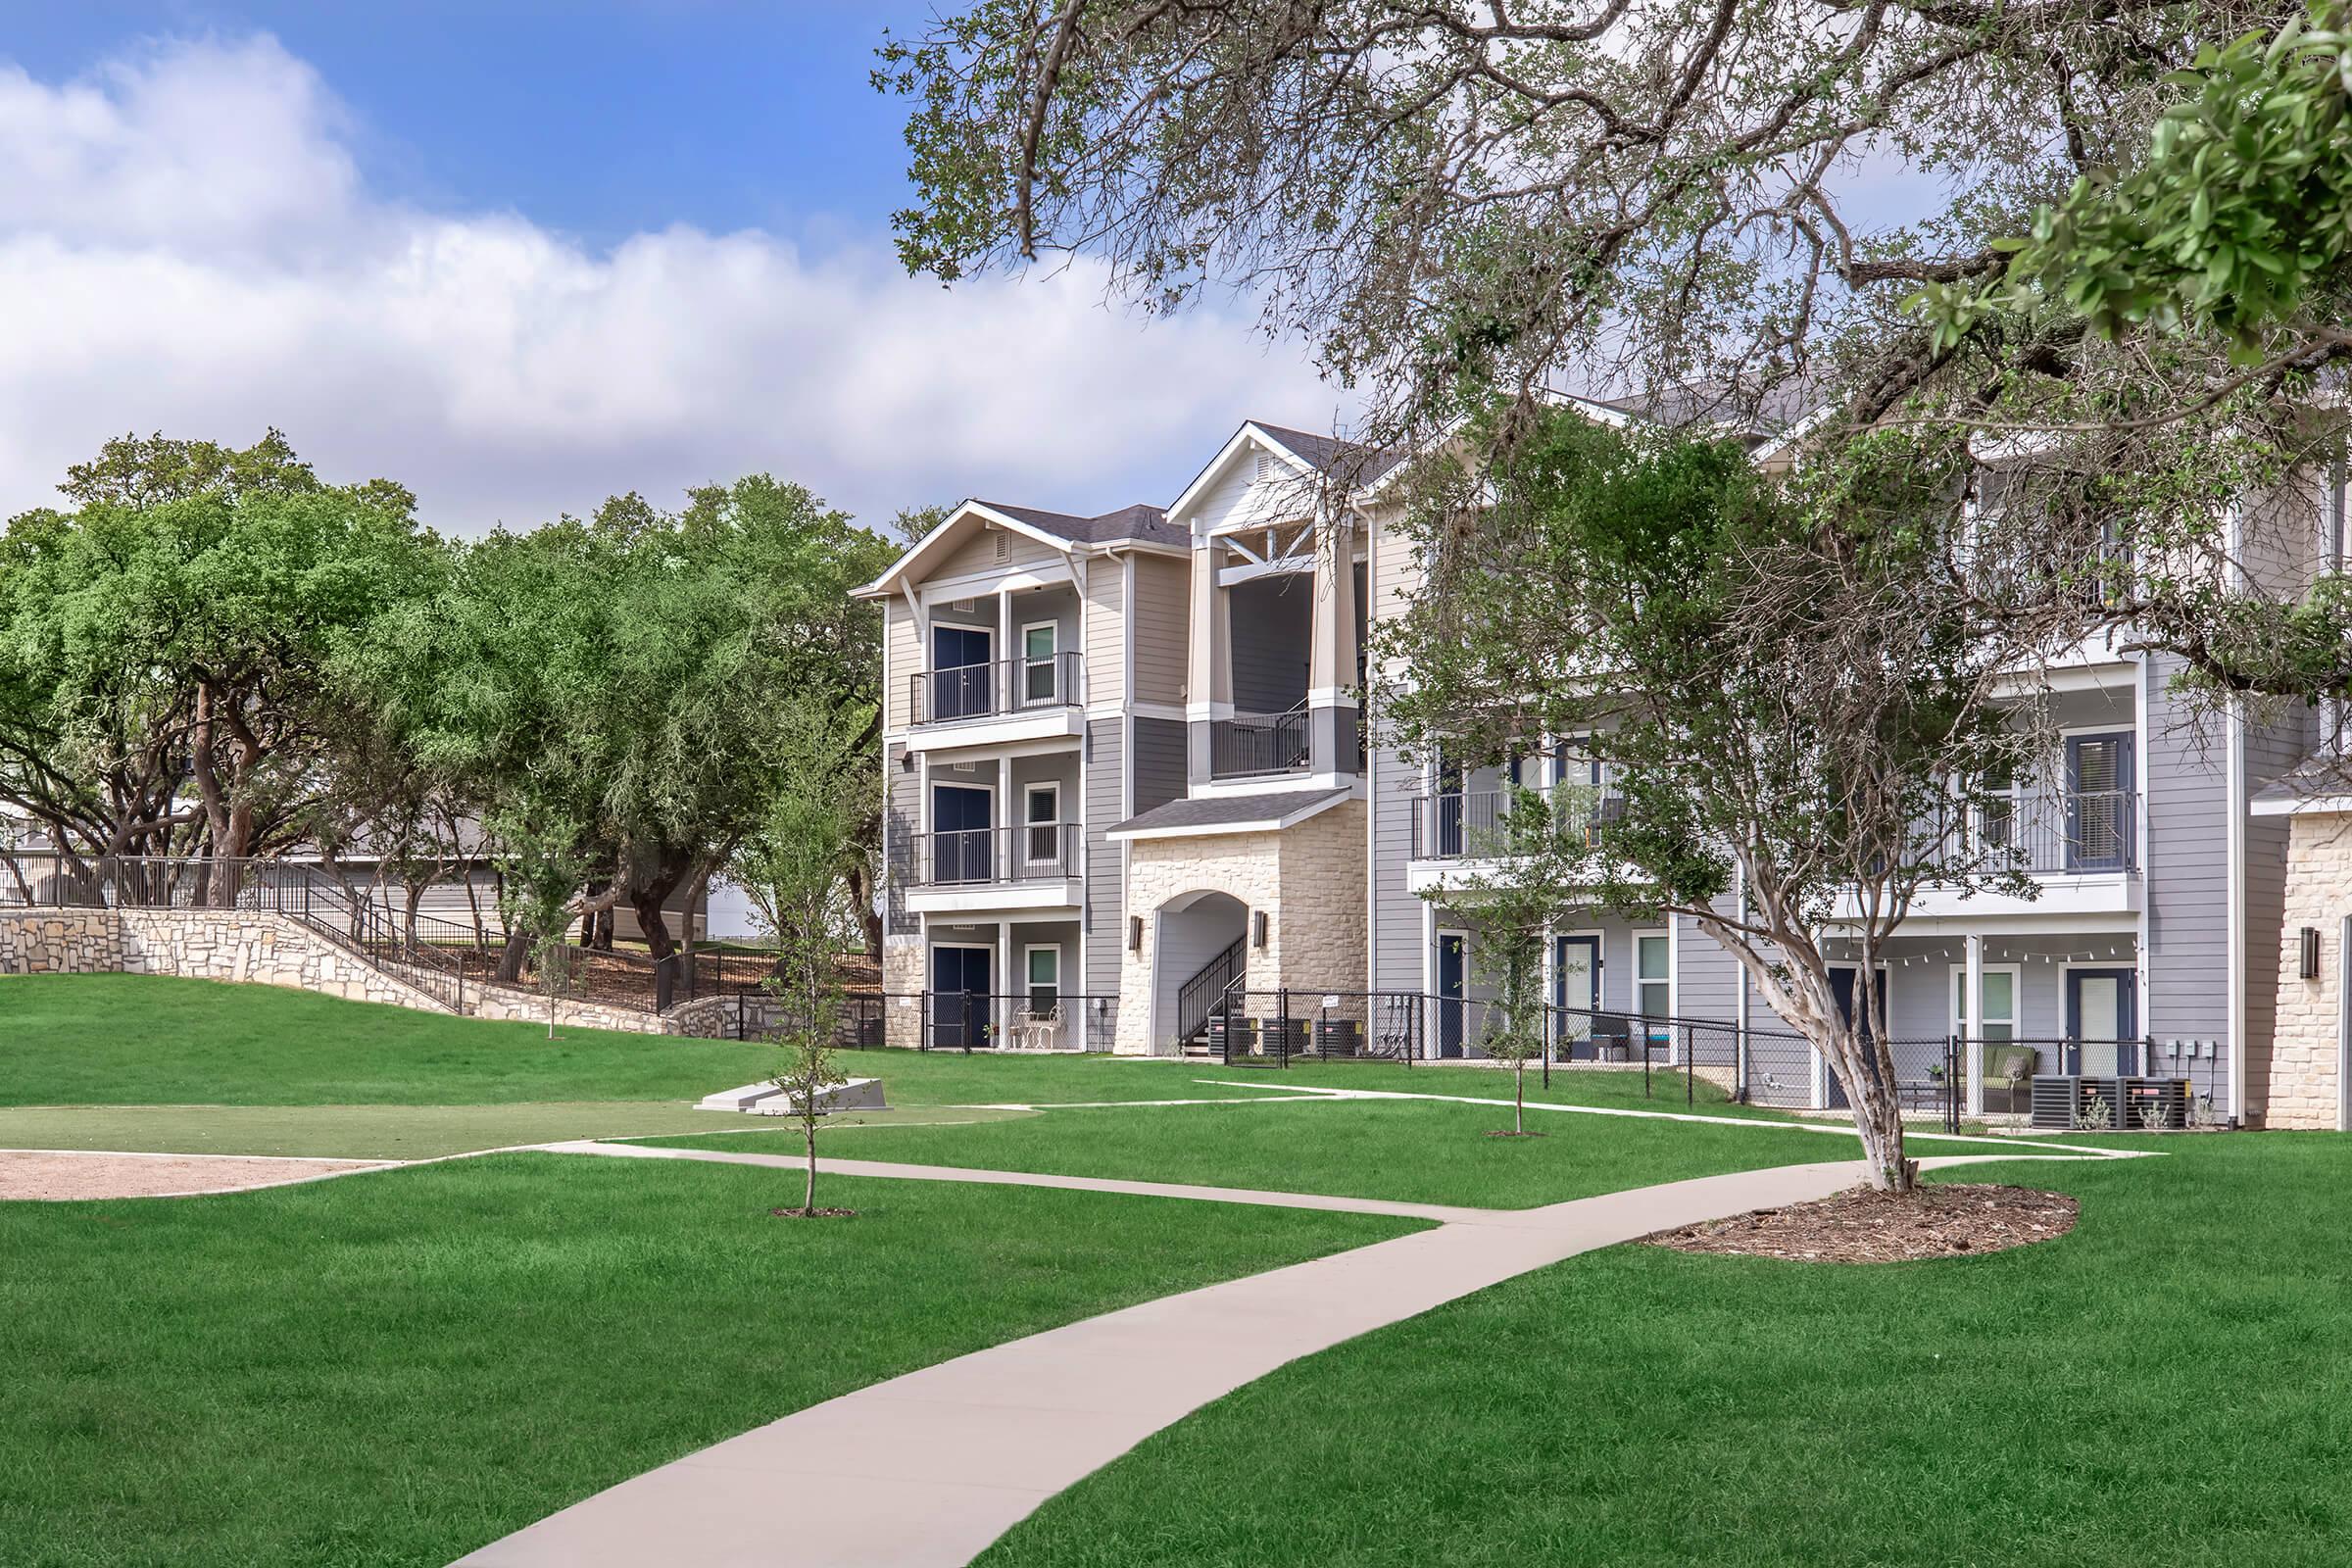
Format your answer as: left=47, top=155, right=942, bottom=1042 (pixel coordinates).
left=861, top=410, right=2347, bottom=1127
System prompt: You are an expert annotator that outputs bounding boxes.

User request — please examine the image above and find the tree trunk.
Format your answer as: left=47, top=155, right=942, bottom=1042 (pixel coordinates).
left=496, top=927, right=531, bottom=984
left=846, top=858, right=882, bottom=959
left=1830, top=1036, right=1915, bottom=1193
left=625, top=854, right=692, bottom=962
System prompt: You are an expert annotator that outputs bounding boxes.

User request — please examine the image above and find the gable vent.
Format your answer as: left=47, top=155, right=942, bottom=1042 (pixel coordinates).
left=994, top=531, right=1009, bottom=562
left=950, top=598, right=976, bottom=613
left=1254, top=451, right=1284, bottom=483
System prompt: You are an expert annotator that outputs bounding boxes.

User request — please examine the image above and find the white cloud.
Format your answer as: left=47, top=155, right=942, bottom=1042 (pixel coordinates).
left=0, top=34, right=1347, bottom=531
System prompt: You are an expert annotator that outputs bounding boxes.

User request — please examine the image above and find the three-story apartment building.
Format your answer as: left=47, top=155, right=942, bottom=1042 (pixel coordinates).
left=859, top=410, right=2346, bottom=1128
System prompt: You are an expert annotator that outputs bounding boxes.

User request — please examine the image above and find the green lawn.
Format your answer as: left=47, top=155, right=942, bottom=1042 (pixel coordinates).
left=975, top=1134, right=2352, bottom=1568
left=0, top=973, right=1318, bottom=1110
left=637, top=1093, right=1907, bottom=1209
left=0, top=1099, right=1030, bottom=1159
left=0, top=1152, right=1417, bottom=1568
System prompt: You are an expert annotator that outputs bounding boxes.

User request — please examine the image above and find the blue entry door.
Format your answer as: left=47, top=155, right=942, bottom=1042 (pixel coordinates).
left=930, top=946, right=992, bottom=1049
left=929, top=625, right=994, bottom=719
left=930, top=785, right=993, bottom=884
left=1554, top=935, right=1600, bottom=1058
left=1824, top=966, right=1887, bottom=1109
left=2066, top=967, right=2139, bottom=1074
left=1437, top=933, right=1467, bottom=1058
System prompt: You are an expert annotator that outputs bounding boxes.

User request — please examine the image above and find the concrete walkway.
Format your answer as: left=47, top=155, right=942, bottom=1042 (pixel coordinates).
left=455, top=1147, right=2031, bottom=1568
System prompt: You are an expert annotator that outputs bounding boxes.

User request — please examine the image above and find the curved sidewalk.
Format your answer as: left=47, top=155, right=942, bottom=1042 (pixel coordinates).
left=453, top=1149, right=1954, bottom=1568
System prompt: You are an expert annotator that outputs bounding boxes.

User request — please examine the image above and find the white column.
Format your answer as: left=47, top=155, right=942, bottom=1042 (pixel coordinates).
left=998, top=586, right=1013, bottom=713
left=1964, top=932, right=1985, bottom=1117
left=1307, top=515, right=1357, bottom=700
left=1184, top=540, right=1230, bottom=712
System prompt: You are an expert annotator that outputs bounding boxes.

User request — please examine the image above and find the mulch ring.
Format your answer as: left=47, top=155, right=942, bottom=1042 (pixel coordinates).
left=1642, top=1183, right=2078, bottom=1263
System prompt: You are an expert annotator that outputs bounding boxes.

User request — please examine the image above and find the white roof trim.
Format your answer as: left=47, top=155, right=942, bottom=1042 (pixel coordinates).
left=1106, top=789, right=1350, bottom=842
left=1165, top=422, right=1318, bottom=529
left=2252, top=792, right=2352, bottom=817
left=853, top=500, right=1075, bottom=598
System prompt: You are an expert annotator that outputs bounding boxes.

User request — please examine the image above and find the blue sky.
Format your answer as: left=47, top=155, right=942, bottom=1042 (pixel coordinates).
left=7, top=3, right=930, bottom=247
left=0, top=7, right=1341, bottom=532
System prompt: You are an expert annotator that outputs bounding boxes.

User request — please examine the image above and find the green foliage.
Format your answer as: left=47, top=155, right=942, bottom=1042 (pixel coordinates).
left=1923, top=6, right=2352, bottom=358
left=0, top=431, right=445, bottom=860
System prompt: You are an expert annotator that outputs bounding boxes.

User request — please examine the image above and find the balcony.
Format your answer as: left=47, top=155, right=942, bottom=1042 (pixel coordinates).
left=906, top=823, right=1082, bottom=913
left=1409, top=787, right=1611, bottom=859
left=906, top=653, right=1084, bottom=749
left=1210, top=704, right=1310, bottom=779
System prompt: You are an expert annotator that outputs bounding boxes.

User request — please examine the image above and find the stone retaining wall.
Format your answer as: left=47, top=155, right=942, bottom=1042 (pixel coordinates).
left=1, top=907, right=447, bottom=1012
left=466, top=982, right=675, bottom=1035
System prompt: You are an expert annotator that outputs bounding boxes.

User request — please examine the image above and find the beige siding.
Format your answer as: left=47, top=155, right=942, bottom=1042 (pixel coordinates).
left=884, top=599, right=920, bottom=731
left=1130, top=554, right=1191, bottom=705
left=1084, top=557, right=1127, bottom=708
left=931, top=519, right=1063, bottom=581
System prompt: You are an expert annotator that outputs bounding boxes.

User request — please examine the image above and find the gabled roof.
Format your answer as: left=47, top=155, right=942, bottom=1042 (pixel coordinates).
left=853, top=496, right=1182, bottom=597
left=1165, top=418, right=1406, bottom=528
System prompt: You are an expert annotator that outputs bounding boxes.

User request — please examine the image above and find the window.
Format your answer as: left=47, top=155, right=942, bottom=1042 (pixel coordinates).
left=1021, top=622, right=1058, bottom=704
left=1024, top=783, right=1061, bottom=864
left=1025, top=945, right=1059, bottom=1011
left=1635, top=933, right=1671, bottom=1033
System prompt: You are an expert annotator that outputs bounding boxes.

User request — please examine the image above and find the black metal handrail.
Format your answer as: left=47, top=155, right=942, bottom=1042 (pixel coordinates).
left=1175, top=934, right=1248, bottom=1045
left=908, top=652, right=1084, bottom=725
left=1209, top=703, right=1311, bottom=777
left=913, top=823, right=1080, bottom=887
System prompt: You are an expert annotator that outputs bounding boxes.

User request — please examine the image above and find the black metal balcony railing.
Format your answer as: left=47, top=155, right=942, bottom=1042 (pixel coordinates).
left=1210, top=704, right=1310, bottom=778
left=1405, top=785, right=2140, bottom=873
left=908, top=652, right=1083, bottom=725
left=1409, top=788, right=1615, bottom=859
left=1948, top=787, right=2137, bottom=874
left=914, top=823, right=1080, bottom=887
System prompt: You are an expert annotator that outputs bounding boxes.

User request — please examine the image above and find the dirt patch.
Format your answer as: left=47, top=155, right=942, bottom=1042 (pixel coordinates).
left=1642, top=1182, right=2078, bottom=1263
left=0, top=1151, right=387, bottom=1200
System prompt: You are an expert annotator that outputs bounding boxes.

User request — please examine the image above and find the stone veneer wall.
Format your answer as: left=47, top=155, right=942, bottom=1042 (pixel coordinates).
left=467, top=982, right=673, bottom=1035
left=882, top=938, right=925, bottom=1048
left=2263, top=810, right=2352, bottom=1129
left=1114, top=798, right=1368, bottom=1054
left=0, top=907, right=448, bottom=1012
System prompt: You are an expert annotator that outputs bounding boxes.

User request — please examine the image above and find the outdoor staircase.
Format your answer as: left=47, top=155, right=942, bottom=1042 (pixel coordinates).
left=1174, top=935, right=1247, bottom=1055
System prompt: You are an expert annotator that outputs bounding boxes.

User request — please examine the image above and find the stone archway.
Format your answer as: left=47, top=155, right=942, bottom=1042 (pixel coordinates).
left=1149, top=889, right=1249, bottom=1051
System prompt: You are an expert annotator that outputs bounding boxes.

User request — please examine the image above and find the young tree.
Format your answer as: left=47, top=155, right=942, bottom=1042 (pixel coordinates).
left=1449, top=870, right=1553, bottom=1139
left=1382, top=410, right=2054, bottom=1192
left=730, top=702, right=872, bottom=1218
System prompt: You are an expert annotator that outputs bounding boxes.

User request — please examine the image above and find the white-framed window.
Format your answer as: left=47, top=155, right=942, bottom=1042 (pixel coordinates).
left=1635, top=932, right=1671, bottom=1032
left=1024, top=944, right=1060, bottom=1011
left=1020, top=620, right=1059, bottom=705
left=1023, top=782, right=1061, bottom=864
left=1948, top=963, right=2019, bottom=1045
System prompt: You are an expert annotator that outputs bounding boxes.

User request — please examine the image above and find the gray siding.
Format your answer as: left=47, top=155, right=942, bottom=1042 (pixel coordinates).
left=1130, top=554, right=1190, bottom=705
left=2143, top=655, right=2230, bottom=1048
left=1370, top=745, right=1424, bottom=993
left=1673, top=902, right=1740, bottom=1022
left=1132, top=717, right=1187, bottom=815
left=883, top=743, right=918, bottom=936
left=1083, top=717, right=1125, bottom=1000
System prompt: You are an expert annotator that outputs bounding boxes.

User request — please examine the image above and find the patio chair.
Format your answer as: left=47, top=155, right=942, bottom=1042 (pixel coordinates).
left=1011, top=1003, right=1064, bottom=1051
